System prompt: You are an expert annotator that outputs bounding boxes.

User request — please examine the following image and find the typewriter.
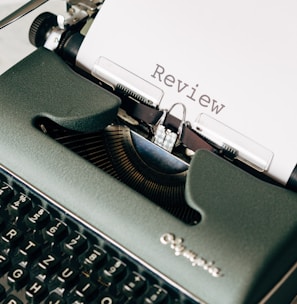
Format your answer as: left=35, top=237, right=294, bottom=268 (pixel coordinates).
left=0, top=0, right=297, bottom=303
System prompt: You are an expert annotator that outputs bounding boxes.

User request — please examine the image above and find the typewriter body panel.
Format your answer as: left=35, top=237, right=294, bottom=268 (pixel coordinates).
left=0, top=1, right=297, bottom=304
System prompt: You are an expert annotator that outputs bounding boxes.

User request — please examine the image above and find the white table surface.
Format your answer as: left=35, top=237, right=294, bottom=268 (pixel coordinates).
left=0, top=0, right=66, bottom=74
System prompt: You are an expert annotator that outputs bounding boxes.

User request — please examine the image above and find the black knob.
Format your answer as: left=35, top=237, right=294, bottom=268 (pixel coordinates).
left=29, top=12, right=58, bottom=47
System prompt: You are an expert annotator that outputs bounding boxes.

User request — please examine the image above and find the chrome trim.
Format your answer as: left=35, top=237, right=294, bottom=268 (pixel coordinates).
left=259, top=260, right=297, bottom=304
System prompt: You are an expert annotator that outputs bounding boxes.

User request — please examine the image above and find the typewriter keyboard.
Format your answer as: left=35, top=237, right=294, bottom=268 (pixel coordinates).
left=0, top=168, right=197, bottom=304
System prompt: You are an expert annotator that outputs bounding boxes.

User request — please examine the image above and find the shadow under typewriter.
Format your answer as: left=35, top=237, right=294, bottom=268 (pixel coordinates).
left=36, top=118, right=201, bottom=225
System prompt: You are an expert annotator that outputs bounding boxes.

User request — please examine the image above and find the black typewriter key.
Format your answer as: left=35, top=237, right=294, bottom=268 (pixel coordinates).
left=0, top=216, right=6, bottom=231
left=1, top=225, right=23, bottom=247
left=3, top=295, right=23, bottom=304
left=38, top=252, right=62, bottom=275
left=57, top=264, right=79, bottom=289
left=0, top=170, right=195, bottom=304
left=83, top=245, right=107, bottom=270
left=26, top=278, right=48, bottom=303
left=103, top=257, right=127, bottom=283
left=44, top=219, right=68, bottom=243
left=63, top=231, right=88, bottom=256
left=0, top=283, right=6, bottom=300
left=144, top=285, right=169, bottom=304
left=8, top=193, right=32, bottom=217
left=97, top=293, right=121, bottom=304
left=25, top=205, right=50, bottom=230
left=0, top=253, right=10, bottom=275
left=123, top=271, right=147, bottom=298
left=45, top=292, right=65, bottom=304
left=7, top=265, right=29, bottom=290
left=75, top=276, right=99, bottom=301
left=19, top=238, right=41, bottom=261
left=0, top=182, right=13, bottom=204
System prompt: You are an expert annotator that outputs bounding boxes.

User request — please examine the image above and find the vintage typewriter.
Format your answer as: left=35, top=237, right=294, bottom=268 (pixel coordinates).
left=0, top=0, right=297, bottom=303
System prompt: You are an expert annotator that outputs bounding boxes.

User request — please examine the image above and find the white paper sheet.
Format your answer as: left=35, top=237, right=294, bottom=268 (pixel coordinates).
left=77, top=0, right=297, bottom=185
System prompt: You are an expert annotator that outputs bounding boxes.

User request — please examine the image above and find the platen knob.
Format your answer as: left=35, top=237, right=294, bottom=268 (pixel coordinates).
left=29, top=12, right=58, bottom=47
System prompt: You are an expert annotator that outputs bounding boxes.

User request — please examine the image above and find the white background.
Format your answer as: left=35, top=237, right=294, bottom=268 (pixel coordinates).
left=0, top=0, right=65, bottom=74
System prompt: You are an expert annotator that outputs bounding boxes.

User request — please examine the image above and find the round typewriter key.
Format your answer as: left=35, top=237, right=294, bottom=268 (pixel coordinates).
left=26, top=278, right=48, bottom=302
left=62, top=231, right=88, bottom=256
left=97, top=293, right=120, bottom=304
left=44, top=219, right=68, bottom=243
left=83, top=245, right=107, bottom=270
left=57, top=264, right=79, bottom=289
left=25, top=206, right=50, bottom=230
left=75, top=277, right=98, bottom=301
left=38, top=252, right=61, bottom=275
left=7, top=265, right=29, bottom=290
left=44, top=292, right=65, bottom=304
left=19, top=238, right=41, bottom=261
left=123, top=271, right=147, bottom=298
left=103, top=257, right=127, bottom=283
left=2, top=295, right=23, bottom=304
left=1, top=225, right=23, bottom=247
left=8, top=193, right=32, bottom=217
left=144, top=285, right=169, bottom=304
left=0, top=182, right=13, bottom=205
left=0, top=253, right=10, bottom=275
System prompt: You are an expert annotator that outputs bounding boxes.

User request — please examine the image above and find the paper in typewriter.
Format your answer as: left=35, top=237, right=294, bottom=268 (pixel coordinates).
left=76, top=0, right=297, bottom=185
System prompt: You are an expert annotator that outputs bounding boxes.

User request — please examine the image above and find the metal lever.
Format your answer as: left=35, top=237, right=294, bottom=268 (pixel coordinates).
left=0, top=0, right=49, bottom=30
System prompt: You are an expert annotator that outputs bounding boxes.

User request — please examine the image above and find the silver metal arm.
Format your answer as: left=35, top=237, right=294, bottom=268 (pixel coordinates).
left=0, top=0, right=49, bottom=29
